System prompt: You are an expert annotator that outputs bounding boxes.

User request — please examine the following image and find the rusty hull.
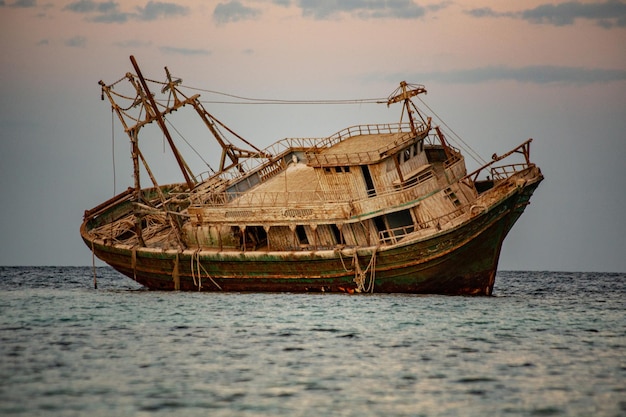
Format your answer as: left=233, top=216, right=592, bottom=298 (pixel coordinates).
left=81, top=177, right=541, bottom=295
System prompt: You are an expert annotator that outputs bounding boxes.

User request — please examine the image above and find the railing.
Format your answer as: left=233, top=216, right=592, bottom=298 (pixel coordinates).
left=208, top=124, right=416, bottom=183
left=211, top=137, right=325, bottom=183
left=201, top=189, right=351, bottom=207
left=306, top=149, right=384, bottom=166
left=490, top=163, right=531, bottom=181
left=190, top=161, right=438, bottom=211
left=378, top=225, right=416, bottom=244
left=311, top=123, right=412, bottom=150
left=463, top=139, right=534, bottom=184
left=377, top=204, right=469, bottom=245
left=192, top=122, right=431, bottom=194
left=306, top=123, right=429, bottom=167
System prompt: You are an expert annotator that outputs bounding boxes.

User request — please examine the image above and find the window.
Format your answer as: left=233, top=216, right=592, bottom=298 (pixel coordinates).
left=400, top=141, right=423, bottom=164
left=403, top=148, right=411, bottom=162
left=296, top=225, right=309, bottom=245
left=330, top=224, right=342, bottom=244
left=444, top=187, right=462, bottom=207
left=386, top=209, right=415, bottom=237
left=362, top=166, right=376, bottom=197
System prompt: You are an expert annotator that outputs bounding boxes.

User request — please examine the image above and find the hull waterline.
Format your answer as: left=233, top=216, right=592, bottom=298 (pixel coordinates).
left=82, top=179, right=541, bottom=295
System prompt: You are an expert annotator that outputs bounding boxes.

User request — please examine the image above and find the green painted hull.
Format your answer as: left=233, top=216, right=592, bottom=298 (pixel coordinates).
left=81, top=180, right=541, bottom=295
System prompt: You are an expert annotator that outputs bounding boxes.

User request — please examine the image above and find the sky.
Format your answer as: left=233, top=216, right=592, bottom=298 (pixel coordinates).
left=0, top=0, right=625, bottom=272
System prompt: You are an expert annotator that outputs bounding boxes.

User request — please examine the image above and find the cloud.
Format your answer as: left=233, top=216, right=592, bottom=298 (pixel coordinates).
left=466, top=1, right=626, bottom=29
left=63, top=0, right=132, bottom=22
left=426, top=1, right=452, bottom=13
left=135, top=1, right=188, bottom=21
left=297, top=0, right=431, bottom=20
left=90, top=10, right=131, bottom=23
left=63, top=0, right=116, bottom=13
left=114, top=39, right=152, bottom=48
left=465, top=7, right=501, bottom=19
left=402, top=66, right=626, bottom=85
left=213, top=0, right=261, bottom=24
left=159, top=46, right=211, bottom=56
left=63, top=0, right=188, bottom=24
left=65, top=36, right=87, bottom=48
left=3, top=0, right=36, bottom=7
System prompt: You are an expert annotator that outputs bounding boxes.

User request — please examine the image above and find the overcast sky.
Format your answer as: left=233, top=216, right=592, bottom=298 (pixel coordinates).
left=1, top=0, right=625, bottom=272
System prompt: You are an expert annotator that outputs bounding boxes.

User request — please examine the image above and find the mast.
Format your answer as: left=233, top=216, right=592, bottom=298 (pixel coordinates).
left=129, top=55, right=195, bottom=190
left=387, top=81, right=430, bottom=136
left=101, top=56, right=273, bottom=189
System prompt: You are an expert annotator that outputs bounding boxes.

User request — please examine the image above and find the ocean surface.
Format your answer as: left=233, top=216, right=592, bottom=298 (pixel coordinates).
left=0, top=268, right=624, bottom=417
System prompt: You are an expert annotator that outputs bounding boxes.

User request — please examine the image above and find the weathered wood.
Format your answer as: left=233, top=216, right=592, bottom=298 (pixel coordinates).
left=82, top=57, right=543, bottom=294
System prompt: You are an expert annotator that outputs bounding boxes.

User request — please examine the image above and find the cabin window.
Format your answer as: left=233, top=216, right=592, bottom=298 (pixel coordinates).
left=326, top=166, right=350, bottom=173
left=403, top=148, right=411, bottom=162
left=296, top=225, right=309, bottom=245
left=330, top=224, right=342, bottom=244
left=426, top=148, right=447, bottom=163
left=372, top=216, right=387, bottom=233
left=400, top=141, right=423, bottom=164
left=444, top=187, right=462, bottom=207
left=386, top=209, right=415, bottom=237
left=246, top=226, right=268, bottom=250
left=362, top=166, right=376, bottom=197
left=370, top=216, right=388, bottom=242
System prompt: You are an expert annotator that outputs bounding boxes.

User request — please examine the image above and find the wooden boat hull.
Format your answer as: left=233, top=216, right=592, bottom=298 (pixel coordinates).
left=86, top=63, right=544, bottom=295
left=81, top=178, right=541, bottom=295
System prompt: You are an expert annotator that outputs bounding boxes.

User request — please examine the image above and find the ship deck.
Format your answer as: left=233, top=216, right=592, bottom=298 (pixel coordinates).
left=318, top=132, right=405, bottom=155
left=230, top=163, right=321, bottom=206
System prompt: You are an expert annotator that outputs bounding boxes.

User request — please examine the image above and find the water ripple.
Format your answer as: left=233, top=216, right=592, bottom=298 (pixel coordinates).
left=0, top=267, right=624, bottom=416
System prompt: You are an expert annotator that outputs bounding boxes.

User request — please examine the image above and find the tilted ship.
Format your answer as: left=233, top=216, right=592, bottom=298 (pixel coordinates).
left=81, top=56, right=543, bottom=294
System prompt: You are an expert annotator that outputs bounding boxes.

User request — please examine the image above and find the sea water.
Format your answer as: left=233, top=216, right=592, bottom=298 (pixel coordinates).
left=0, top=267, right=624, bottom=417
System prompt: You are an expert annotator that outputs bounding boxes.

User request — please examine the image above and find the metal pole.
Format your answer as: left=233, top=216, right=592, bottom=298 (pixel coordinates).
left=129, top=55, right=195, bottom=190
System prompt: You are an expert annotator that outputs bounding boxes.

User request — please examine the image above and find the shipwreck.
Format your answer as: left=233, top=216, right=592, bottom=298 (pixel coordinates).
left=81, top=56, right=543, bottom=294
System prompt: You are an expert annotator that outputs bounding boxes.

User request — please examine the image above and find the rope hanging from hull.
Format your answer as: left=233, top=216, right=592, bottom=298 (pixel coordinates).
left=173, top=253, right=180, bottom=290
left=353, top=248, right=378, bottom=293
left=91, top=240, right=97, bottom=290
left=190, top=251, right=222, bottom=291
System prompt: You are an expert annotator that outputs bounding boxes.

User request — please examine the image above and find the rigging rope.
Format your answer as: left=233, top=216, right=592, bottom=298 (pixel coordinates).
left=108, top=74, right=487, bottom=168
left=416, top=96, right=487, bottom=165
left=164, top=119, right=214, bottom=172
left=180, top=84, right=387, bottom=105
left=111, top=107, right=116, bottom=196
left=197, top=98, right=386, bottom=105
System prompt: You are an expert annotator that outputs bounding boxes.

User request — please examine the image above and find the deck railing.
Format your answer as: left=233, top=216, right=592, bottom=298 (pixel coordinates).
left=203, top=137, right=326, bottom=184
left=199, top=189, right=351, bottom=207
left=191, top=122, right=432, bottom=197
left=377, top=204, right=469, bottom=245
left=463, top=139, right=534, bottom=184
left=190, top=162, right=439, bottom=211
left=306, top=123, right=428, bottom=167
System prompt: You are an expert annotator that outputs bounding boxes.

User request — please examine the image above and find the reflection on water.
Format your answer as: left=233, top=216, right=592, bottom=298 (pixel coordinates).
left=0, top=267, right=624, bottom=416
